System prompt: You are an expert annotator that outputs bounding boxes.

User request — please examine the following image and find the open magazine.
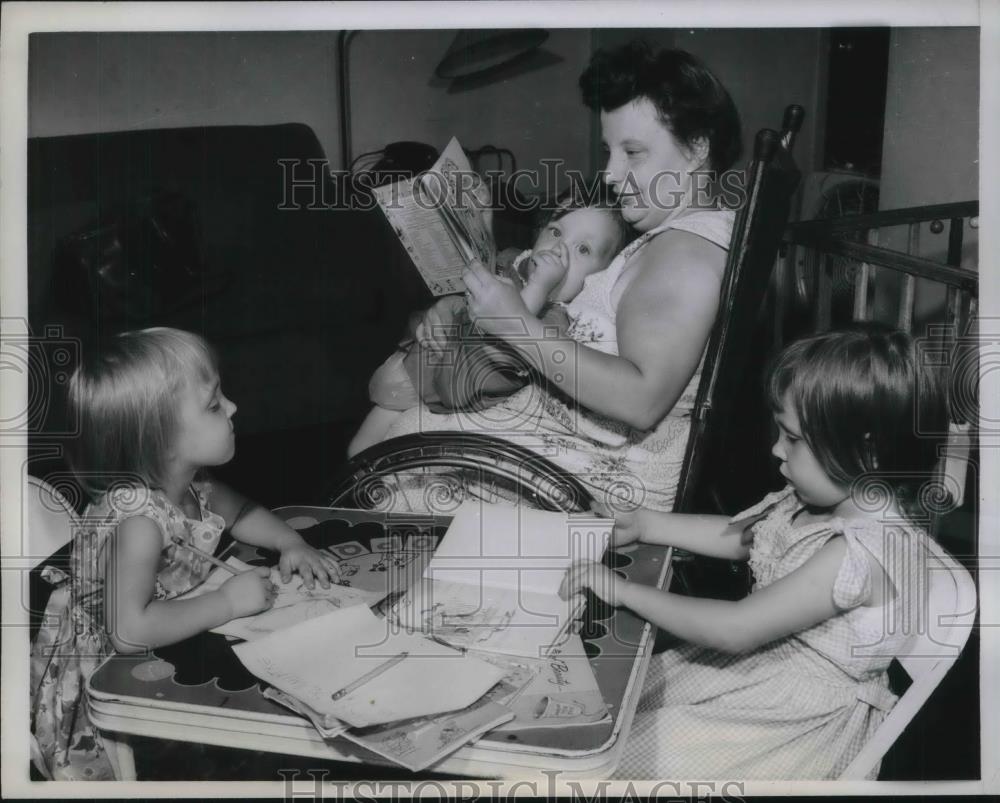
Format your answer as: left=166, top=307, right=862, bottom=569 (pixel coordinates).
left=373, top=137, right=495, bottom=296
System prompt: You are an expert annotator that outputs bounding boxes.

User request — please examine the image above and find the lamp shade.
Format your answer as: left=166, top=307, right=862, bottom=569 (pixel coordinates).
left=435, top=29, right=549, bottom=80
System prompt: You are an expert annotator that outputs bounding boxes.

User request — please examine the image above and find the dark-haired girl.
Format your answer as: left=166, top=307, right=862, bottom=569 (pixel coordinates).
left=562, top=326, right=950, bottom=778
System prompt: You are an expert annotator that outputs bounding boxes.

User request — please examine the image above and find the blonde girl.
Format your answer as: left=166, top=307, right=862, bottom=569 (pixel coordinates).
left=31, top=327, right=340, bottom=780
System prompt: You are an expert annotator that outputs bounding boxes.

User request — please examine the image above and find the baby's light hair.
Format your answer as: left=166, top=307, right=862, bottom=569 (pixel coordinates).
left=541, top=185, right=635, bottom=258
left=766, top=323, right=949, bottom=520
left=67, top=327, right=219, bottom=499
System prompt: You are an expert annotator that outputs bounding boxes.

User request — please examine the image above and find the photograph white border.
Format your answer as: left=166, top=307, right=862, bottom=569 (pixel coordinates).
left=2, top=1, right=996, bottom=797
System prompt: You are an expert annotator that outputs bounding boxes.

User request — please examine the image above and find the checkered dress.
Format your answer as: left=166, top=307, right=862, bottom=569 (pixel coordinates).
left=614, top=487, right=927, bottom=780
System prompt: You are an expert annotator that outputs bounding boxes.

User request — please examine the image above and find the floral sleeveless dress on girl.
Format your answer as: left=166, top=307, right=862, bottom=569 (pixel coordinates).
left=382, top=208, right=735, bottom=512
left=614, top=486, right=928, bottom=780
left=30, top=481, right=225, bottom=780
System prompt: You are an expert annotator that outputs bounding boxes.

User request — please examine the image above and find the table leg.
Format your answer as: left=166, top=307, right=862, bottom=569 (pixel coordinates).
left=101, top=731, right=137, bottom=781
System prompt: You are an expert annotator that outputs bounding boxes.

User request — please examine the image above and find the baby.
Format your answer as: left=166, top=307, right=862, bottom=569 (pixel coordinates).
left=349, top=199, right=632, bottom=457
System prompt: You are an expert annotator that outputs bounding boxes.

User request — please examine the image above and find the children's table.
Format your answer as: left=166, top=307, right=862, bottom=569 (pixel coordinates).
left=87, top=506, right=672, bottom=780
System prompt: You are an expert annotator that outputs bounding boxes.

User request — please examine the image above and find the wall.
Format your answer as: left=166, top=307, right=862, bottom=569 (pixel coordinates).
left=589, top=28, right=826, bottom=178
left=29, top=29, right=824, bottom=197
left=876, top=27, right=979, bottom=323
left=28, top=29, right=595, bottom=196
left=29, top=32, right=342, bottom=159
left=348, top=29, right=594, bottom=193
left=879, top=27, right=979, bottom=261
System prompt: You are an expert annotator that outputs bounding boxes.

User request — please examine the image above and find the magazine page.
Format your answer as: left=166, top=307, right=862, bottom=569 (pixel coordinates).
left=373, top=137, right=494, bottom=296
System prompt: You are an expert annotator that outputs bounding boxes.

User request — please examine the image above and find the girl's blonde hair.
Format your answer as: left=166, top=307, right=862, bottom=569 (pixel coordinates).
left=67, top=327, right=218, bottom=499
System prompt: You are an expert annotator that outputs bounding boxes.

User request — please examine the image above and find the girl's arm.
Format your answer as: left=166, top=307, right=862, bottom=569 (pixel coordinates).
left=465, top=232, right=724, bottom=430
left=611, top=505, right=749, bottom=560
left=563, top=536, right=849, bottom=654
left=105, top=516, right=273, bottom=654
left=208, top=481, right=340, bottom=588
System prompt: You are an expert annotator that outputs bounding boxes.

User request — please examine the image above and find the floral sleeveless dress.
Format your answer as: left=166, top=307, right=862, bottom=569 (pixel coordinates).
left=30, top=481, right=225, bottom=780
left=383, top=209, right=735, bottom=512
left=615, top=486, right=929, bottom=780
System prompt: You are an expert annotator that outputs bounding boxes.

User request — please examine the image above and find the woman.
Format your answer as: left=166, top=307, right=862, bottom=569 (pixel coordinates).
left=380, top=41, right=742, bottom=513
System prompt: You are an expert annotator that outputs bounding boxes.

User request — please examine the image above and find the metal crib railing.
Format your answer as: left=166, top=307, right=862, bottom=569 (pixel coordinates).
left=778, top=199, right=978, bottom=340
left=778, top=199, right=979, bottom=532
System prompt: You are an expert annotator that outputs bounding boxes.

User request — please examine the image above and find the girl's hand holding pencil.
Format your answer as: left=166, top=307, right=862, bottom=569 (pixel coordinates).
left=170, top=535, right=279, bottom=617
left=219, top=566, right=278, bottom=619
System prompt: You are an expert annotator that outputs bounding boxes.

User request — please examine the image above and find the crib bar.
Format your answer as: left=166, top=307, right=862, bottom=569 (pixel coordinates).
left=897, top=224, right=920, bottom=331
left=853, top=263, right=871, bottom=321
left=787, top=199, right=977, bottom=237
left=947, top=217, right=964, bottom=267
left=773, top=250, right=787, bottom=350
left=816, top=253, right=833, bottom=331
left=935, top=287, right=962, bottom=380
left=946, top=286, right=963, bottom=336
left=787, top=231, right=976, bottom=290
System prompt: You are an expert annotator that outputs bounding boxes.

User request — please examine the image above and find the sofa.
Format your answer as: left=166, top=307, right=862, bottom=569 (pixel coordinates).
left=27, top=123, right=432, bottom=506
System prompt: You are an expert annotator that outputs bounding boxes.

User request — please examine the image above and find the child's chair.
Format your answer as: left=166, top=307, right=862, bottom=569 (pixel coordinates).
left=839, top=535, right=977, bottom=780
left=26, top=475, right=137, bottom=781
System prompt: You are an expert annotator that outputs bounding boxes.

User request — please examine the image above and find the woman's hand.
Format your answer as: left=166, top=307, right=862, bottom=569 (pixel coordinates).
left=559, top=559, right=628, bottom=607
left=463, top=260, right=534, bottom=336
left=219, top=566, right=277, bottom=619
left=416, top=294, right=466, bottom=354
left=278, top=538, right=342, bottom=589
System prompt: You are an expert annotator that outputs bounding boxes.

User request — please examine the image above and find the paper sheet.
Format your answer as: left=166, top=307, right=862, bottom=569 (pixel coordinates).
left=389, top=503, right=609, bottom=658
left=176, top=556, right=383, bottom=641
left=492, top=635, right=609, bottom=730
left=391, top=575, right=583, bottom=659
left=426, top=503, right=612, bottom=595
left=339, top=665, right=527, bottom=772
left=261, top=687, right=347, bottom=739
left=232, top=606, right=505, bottom=728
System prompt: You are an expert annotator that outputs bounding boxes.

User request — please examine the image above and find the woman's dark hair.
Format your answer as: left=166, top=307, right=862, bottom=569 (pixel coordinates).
left=766, top=323, right=949, bottom=521
left=579, top=41, right=742, bottom=173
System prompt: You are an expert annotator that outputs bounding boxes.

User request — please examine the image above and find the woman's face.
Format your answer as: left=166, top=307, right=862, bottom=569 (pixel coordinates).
left=600, top=98, right=706, bottom=233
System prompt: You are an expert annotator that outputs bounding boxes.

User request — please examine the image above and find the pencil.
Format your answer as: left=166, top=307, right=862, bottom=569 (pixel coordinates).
left=331, top=652, right=409, bottom=701
left=424, top=633, right=467, bottom=654
left=170, top=535, right=239, bottom=575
